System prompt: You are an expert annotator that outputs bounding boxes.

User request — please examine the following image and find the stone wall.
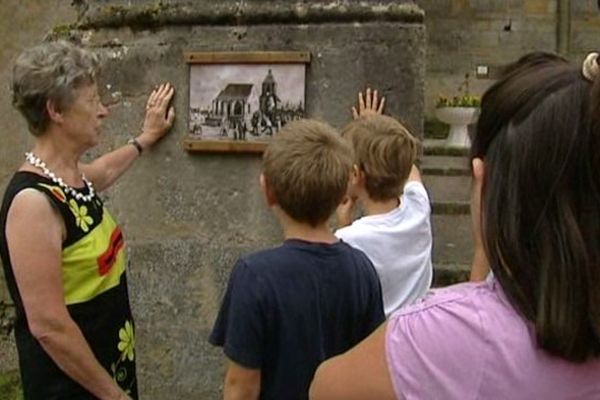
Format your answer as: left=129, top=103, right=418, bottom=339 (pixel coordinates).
left=416, top=0, right=600, bottom=115
left=0, top=1, right=425, bottom=398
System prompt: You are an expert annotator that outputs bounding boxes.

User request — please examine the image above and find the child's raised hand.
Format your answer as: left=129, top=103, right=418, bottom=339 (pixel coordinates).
left=336, top=195, right=356, bottom=228
left=352, top=88, right=385, bottom=119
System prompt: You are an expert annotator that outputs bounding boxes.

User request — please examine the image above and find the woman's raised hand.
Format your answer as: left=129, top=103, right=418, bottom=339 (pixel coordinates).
left=139, top=83, right=176, bottom=148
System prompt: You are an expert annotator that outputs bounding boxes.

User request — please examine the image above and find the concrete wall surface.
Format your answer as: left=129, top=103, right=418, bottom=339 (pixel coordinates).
left=0, top=1, right=426, bottom=398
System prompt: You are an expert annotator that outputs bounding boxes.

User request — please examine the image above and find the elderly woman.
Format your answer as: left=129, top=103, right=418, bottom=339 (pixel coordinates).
left=0, top=41, right=174, bottom=399
left=309, top=52, right=600, bottom=399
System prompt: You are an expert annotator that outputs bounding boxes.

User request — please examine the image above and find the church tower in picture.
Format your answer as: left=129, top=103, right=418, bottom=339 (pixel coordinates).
left=259, top=69, right=280, bottom=116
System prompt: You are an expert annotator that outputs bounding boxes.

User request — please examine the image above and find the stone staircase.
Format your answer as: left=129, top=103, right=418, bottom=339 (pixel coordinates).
left=421, top=139, right=473, bottom=287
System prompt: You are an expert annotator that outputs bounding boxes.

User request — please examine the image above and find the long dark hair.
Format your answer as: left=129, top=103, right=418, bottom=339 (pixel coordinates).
left=472, top=52, right=600, bottom=362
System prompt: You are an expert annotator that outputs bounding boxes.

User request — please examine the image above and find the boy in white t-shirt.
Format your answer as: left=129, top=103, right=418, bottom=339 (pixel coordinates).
left=336, top=92, right=433, bottom=316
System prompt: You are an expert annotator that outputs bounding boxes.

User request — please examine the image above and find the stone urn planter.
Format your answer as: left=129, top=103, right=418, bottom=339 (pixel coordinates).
left=435, top=107, right=479, bottom=148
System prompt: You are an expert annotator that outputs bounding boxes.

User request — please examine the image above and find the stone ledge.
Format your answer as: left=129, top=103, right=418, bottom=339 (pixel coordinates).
left=420, top=155, right=470, bottom=176
left=78, top=2, right=424, bottom=30
left=424, top=146, right=470, bottom=157
left=422, top=166, right=470, bottom=176
left=431, top=201, right=470, bottom=215
left=423, top=139, right=470, bottom=157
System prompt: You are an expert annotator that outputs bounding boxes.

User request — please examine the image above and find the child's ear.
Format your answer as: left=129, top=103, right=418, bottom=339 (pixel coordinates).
left=351, top=164, right=365, bottom=186
left=259, top=173, right=277, bottom=206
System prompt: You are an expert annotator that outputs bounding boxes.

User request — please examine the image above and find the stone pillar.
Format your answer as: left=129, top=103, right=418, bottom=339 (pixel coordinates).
left=8, top=1, right=425, bottom=398
left=557, top=0, right=571, bottom=55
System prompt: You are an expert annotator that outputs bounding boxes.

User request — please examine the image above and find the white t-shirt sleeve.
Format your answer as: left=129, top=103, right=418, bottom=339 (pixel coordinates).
left=403, top=181, right=431, bottom=215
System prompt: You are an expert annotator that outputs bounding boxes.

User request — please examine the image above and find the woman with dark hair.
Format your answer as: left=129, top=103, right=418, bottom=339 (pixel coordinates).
left=1, top=41, right=174, bottom=399
left=309, top=52, right=600, bottom=399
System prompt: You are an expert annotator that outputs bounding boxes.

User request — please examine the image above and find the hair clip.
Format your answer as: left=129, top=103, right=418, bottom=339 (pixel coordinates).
left=582, top=52, right=599, bottom=81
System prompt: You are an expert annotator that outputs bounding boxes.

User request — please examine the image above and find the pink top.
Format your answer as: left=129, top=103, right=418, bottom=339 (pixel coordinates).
left=385, top=277, right=600, bottom=400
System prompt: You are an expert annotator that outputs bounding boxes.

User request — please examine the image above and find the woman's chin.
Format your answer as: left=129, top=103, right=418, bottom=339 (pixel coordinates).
left=83, top=137, right=99, bottom=152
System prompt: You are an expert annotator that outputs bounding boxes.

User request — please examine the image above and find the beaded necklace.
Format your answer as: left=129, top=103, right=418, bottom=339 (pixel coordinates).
left=25, top=152, right=95, bottom=202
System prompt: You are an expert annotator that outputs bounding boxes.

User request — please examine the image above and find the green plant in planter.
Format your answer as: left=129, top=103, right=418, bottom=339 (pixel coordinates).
left=436, top=73, right=481, bottom=108
left=436, top=94, right=480, bottom=108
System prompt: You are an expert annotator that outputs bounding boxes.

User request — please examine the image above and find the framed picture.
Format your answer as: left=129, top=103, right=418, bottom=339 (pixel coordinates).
left=183, top=51, right=311, bottom=153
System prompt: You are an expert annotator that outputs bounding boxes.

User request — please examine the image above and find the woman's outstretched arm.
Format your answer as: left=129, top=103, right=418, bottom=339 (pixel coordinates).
left=81, top=83, right=175, bottom=192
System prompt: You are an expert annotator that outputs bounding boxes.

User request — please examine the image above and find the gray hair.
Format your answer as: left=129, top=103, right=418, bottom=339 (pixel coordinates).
left=11, top=40, right=99, bottom=136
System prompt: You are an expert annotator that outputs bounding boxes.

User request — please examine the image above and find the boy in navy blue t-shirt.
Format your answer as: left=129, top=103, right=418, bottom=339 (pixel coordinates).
left=209, top=119, right=385, bottom=400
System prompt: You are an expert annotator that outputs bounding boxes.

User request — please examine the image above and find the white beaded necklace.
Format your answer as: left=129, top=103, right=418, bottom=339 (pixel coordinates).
left=25, top=152, right=95, bottom=202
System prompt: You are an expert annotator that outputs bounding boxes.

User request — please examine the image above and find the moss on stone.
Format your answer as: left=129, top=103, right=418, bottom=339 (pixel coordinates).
left=0, top=370, right=22, bottom=400
left=98, top=2, right=172, bottom=30
left=424, top=145, right=470, bottom=157
left=81, top=2, right=424, bottom=30
left=51, top=23, right=77, bottom=35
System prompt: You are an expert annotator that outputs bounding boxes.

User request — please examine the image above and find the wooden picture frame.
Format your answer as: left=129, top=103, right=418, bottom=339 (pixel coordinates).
left=183, top=51, right=311, bottom=153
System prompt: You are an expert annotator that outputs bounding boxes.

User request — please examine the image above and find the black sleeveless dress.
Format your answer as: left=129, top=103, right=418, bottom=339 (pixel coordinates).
left=0, top=171, right=138, bottom=399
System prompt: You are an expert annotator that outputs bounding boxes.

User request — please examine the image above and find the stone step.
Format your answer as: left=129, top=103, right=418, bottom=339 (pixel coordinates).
left=420, top=155, right=470, bottom=176
left=423, top=139, right=470, bottom=157
left=431, top=201, right=470, bottom=215
left=419, top=153, right=471, bottom=215
left=423, top=174, right=471, bottom=204
left=431, top=214, right=473, bottom=265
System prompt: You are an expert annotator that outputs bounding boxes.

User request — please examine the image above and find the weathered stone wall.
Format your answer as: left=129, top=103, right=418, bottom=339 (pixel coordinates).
left=571, top=1, right=600, bottom=57
left=416, top=0, right=600, bottom=115
left=0, top=1, right=425, bottom=398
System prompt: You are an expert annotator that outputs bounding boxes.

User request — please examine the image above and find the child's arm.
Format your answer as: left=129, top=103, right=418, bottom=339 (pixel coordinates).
left=407, top=164, right=422, bottom=183
left=352, top=88, right=385, bottom=119
left=224, top=359, right=261, bottom=400
left=209, top=260, right=265, bottom=399
left=335, top=195, right=356, bottom=228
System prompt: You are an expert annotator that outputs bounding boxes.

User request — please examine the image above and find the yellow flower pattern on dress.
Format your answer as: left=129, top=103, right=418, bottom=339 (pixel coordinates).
left=68, top=199, right=94, bottom=232
left=111, top=320, right=136, bottom=392
left=118, top=320, right=135, bottom=362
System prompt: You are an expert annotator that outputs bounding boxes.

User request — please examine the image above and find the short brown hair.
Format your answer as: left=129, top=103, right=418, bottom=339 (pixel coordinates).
left=263, top=119, right=353, bottom=226
left=11, top=40, right=99, bottom=136
left=342, top=115, right=418, bottom=201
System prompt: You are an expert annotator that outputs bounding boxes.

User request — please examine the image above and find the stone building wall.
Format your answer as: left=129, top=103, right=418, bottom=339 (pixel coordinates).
left=0, top=1, right=425, bottom=398
left=416, top=0, right=600, bottom=115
